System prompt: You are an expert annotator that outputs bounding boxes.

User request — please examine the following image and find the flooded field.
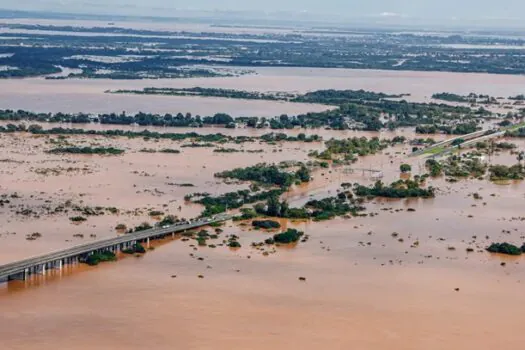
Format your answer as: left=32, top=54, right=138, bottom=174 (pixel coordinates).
left=1, top=67, right=525, bottom=115
left=0, top=77, right=330, bottom=116
left=1, top=120, right=525, bottom=348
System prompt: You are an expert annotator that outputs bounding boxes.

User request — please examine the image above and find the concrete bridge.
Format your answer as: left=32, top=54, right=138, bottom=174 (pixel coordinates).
left=0, top=213, right=233, bottom=283
left=410, top=129, right=494, bottom=157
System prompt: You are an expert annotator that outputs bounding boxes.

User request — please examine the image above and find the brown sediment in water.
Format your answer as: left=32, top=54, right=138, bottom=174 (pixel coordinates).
left=1, top=67, right=525, bottom=114
left=1, top=122, right=525, bottom=348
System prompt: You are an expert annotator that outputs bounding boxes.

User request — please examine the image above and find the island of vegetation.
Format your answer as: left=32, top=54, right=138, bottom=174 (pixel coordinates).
left=0, top=86, right=497, bottom=133
left=47, top=146, right=125, bottom=155
left=82, top=250, right=117, bottom=266
left=486, top=242, right=525, bottom=256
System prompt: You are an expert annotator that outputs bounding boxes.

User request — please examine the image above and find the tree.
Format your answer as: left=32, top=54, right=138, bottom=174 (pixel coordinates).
left=295, top=166, right=311, bottom=182
left=400, top=164, right=412, bottom=173
left=518, top=151, right=525, bottom=164
left=451, top=138, right=465, bottom=147
left=266, top=196, right=281, bottom=217
left=279, top=200, right=289, bottom=217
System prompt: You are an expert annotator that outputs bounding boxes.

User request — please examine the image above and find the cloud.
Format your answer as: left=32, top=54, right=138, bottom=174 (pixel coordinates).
left=379, top=12, right=401, bottom=17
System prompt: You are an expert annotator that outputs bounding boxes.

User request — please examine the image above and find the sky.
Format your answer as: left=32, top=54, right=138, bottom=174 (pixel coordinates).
left=1, top=0, right=524, bottom=24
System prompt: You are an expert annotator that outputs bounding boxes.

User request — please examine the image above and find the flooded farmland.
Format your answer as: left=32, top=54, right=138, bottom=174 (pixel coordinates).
left=1, top=120, right=525, bottom=349
left=2, top=15, right=525, bottom=348
left=2, top=67, right=525, bottom=115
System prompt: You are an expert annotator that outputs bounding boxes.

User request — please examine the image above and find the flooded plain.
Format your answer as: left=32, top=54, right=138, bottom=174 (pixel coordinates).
left=3, top=14, right=525, bottom=349
left=1, top=120, right=525, bottom=349
left=1, top=67, right=525, bottom=115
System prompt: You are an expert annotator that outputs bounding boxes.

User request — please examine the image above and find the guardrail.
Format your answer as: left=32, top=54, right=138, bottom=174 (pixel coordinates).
left=0, top=214, right=234, bottom=282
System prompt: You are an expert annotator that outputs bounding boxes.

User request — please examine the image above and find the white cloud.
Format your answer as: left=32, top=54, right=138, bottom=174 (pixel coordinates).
left=379, top=12, right=401, bottom=17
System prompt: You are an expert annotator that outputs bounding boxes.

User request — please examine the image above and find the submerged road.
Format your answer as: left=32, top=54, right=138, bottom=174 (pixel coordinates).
left=0, top=213, right=234, bottom=282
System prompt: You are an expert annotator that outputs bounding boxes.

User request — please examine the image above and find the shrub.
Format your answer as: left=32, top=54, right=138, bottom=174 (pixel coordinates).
left=122, top=243, right=146, bottom=254
left=400, top=164, right=412, bottom=173
left=486, top=242, right=522, bottom=256
left=228, top=241, right=241, bottom=248
left=84, top=251, right=117, bottom=266
left=273, top=229, right=304, bottom=244
left=252, top=220, right=281, bottom=229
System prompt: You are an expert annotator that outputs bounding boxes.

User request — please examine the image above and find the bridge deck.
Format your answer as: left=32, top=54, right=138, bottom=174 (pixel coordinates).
left=0, top=214, right=233, bottom=281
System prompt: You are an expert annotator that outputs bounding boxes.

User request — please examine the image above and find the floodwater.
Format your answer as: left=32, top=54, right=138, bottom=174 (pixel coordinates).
left=3, top=17, right=525, bottom=349
left=1, top=125, right=525, bottom=349
left=1, top=67, right=525, bottom=115
left=0, top=76, right=330, bottom=116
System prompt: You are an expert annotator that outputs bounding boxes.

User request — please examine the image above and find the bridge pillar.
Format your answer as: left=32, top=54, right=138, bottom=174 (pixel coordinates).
left=146, top=237, right=150, bottom=248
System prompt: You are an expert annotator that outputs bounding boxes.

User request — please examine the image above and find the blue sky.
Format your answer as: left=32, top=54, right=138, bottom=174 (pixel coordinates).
left=1, top=0, right=523, bottom=22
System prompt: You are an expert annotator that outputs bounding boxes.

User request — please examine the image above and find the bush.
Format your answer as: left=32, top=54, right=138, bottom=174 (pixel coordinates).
left=252, top=220, right=281, bottom=229
left=273, top=229, right=304, bottom=244
left=84, top=251, right=117, bottom=266
left=400, top=164, right=412, bottom=173
left=486, top=242, right=522, bottom=256
left=228, top=241, right=241, bottom=248
left=122, top=243, right=146, bottom=254
left=134, top=222, right=153, bottom=232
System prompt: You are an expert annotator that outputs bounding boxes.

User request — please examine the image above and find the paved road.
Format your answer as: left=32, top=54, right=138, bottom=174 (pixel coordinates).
left=410, top=129, right=492, bottom=157
left=0, top=213, right=234, bottom=280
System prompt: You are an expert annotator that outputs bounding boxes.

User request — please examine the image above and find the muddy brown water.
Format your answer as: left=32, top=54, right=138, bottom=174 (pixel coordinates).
left=2, top=67, right=525, bottom=115
left=1, top=127, right=525, bottom=348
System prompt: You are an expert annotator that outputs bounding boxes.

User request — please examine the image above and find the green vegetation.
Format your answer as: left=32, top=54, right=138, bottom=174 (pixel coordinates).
left=158, top=215, right=178, bottom=227
left=160, top=149, right=181, bottom=154
left=416, top=123, right=480, bottom=135
left=425, top=159, right=443, bottom=177
left=426, top=154, right=523, bottom=181
left=260, top=133, right=321, bottom=143
left=252, top=220, right=281, bottom=229
left=69, top=216, right=87, bottom=222
left=84, top=251, right=117, bottom=266
left=354, top=180, right=435, bottom=199
left=475, top=141, right=517, bottom=151
left=0, top=85, right=491, bottom=134
left=215, top=163, right=311, bottom=189
left=486, top=243, right=524, bottom=256
left=304, top=196, right=366, bottom=221
left=195, top=189, right=285, bottom=217
left=111, top=87, right=292, bottom=101
left=214, top=148, right=240, bottom=153
left=310, top=137, right=388, bottom=161
left=181, top=142, right=215, bottom=148
left=400, top=164, right=412, bottom=173
left=253, top=192, right=365, bottom=222
left=227, top=235, right=242, bottom=248
left=489, top=164, right=525, bottom=181
left=506, top=127, right=525, bottom=138
left=122, top=243, right=147, bottom=254
left=47, top=146, right=124, bottom=155
left=273, top=229, right=304, bottom=244
left=234, top=208, right=259, bottom=221
left=5, top=24, right=525, bottom=80
left=132, top=222, right=153, bottom=232
left=432, top=92, right=474, bottom=103
left=441, top=154, right=488, bottom=178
